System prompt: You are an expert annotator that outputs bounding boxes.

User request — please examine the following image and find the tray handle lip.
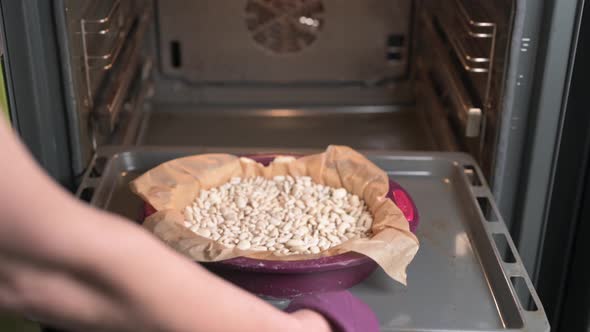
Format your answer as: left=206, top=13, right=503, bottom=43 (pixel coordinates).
left=461, top=160, right=549, bottom=330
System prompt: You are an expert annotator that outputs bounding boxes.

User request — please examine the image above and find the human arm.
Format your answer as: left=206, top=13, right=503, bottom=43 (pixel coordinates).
left=0, top=118, right=330, bottom=332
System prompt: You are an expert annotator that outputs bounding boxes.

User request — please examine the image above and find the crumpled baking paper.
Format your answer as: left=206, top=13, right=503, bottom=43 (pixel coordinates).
left=130, top=145, right=419, bottom=284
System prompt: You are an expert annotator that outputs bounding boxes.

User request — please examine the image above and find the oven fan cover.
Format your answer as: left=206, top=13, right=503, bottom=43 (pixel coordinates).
left=245, top=0, right=325, bottom=54
left=157, top=0, right=410, bottom=85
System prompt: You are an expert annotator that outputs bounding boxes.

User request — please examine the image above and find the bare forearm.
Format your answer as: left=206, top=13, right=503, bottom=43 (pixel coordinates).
left=3, top=201, right=330, bottom=332
left=0, top=120, right=330, bottom=332
left=79, top=206, right=329, bottom=332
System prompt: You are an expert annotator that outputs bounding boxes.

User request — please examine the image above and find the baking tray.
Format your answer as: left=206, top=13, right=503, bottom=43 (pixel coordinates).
left=76, top=147, right=549, bottom=332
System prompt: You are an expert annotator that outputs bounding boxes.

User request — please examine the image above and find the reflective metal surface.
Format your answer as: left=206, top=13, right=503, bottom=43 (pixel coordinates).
left=77, top=148, right=548, bottom=331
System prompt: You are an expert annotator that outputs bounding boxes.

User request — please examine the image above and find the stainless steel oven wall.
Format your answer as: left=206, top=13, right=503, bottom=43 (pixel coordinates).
left=414, top=0, right=514, bottom=179
left=150, top=0, right=519, bottom=185
left=136, top=1, right=433, bottom=152
left=152, top=0, right=414, bottom=105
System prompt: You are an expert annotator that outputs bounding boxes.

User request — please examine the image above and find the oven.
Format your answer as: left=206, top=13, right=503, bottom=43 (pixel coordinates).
left=0, top=0, right=587, bottom=331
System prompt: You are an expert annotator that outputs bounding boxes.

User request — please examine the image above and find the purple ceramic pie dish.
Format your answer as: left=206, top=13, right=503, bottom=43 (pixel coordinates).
left=142, top=154, right=419, bottom=298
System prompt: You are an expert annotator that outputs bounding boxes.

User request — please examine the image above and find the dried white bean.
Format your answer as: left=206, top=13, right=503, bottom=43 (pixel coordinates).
left=338, top=223, right=350, bottom=235
left=342, top=214, right=355, bottom=225
left=237, top=240, right=251, bottom=250
left=309, top=237, right=320, bottom=247
left=286, top=239, right=305, bottom=247
left=236, top=196, right=247, bottom=209
left=327, top=234, right=341, bottom=243
left=333, top=188, right=347, bottom=199
left=295, top=226, right=309, bottom=237
left=182, top=175, right=373, bottom=255
left=282, top=222, right=293, bottom=232
left=278, top=234, right=293, bottom=243
left=195, top=228, right=211, bottom=238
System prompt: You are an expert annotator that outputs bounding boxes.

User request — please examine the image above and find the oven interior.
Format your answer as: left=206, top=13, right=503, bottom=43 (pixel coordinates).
left=59, top=0, right=514, bottom=185
left=47, top=2, right=556, bottom=331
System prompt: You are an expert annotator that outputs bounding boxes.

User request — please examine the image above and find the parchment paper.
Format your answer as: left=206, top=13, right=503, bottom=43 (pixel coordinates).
left=130, top=146, right=419, bottom=284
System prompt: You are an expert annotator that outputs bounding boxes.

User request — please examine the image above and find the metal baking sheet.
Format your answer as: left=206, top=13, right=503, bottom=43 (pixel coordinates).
left=77, top=148, right=549, bottom=331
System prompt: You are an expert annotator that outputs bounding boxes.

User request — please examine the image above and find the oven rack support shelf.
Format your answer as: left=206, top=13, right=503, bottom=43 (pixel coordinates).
left=76, top=148, right=549, bottom=332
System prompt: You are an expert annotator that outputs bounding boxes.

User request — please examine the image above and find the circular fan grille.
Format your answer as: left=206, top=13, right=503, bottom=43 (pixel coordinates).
left=245, top=0, right=325, bottom=54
